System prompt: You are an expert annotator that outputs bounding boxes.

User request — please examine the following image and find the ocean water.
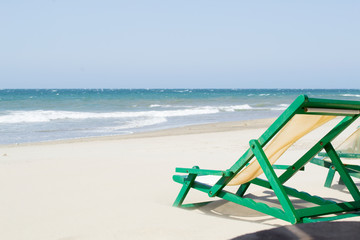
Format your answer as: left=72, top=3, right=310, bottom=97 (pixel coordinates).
left=0, top=89, right=360, bottom=145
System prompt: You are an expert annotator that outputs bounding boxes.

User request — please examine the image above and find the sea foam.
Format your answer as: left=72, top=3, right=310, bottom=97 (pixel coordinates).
left=0, top=103, right=286, bottom=124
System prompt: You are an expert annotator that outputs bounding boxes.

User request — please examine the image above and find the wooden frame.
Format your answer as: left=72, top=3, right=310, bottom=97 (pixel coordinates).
left=173, top=95, right=360, bottom=224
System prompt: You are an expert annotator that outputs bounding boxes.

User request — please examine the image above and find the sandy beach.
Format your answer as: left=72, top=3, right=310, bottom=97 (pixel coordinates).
left=1, top=118, right=360, bottom=240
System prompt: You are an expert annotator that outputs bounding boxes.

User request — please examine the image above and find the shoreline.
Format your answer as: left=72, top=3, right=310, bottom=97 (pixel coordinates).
left=0, top=117, right=276, bottom=148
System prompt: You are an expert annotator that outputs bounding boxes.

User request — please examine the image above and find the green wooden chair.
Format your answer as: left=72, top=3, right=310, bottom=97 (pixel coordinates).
left=311, top=127, right=360, bottom=188
left=173, top=95, right=360, bottom=224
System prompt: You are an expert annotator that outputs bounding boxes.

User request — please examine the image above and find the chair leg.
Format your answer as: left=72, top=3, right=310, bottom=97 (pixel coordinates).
left=324, top=165, right=336, bottom=188
left=173, top=174, right=197, bottom=207
left=338, top=177, right=345, bottom=185
left=236, top=183, right=250, bottom=197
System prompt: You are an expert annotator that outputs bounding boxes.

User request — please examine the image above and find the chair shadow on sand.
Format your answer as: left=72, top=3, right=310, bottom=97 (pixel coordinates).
left=185, top=189, right=360, bottom=239
left=188, top=189, right=359, bottom=227
left=231, top=221, right=360, bottom=240
left=330, top=178, right=360, bottom=194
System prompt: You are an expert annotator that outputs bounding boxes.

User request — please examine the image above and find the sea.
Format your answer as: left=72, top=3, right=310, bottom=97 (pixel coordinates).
left=0, top=89, right=360, bottom=145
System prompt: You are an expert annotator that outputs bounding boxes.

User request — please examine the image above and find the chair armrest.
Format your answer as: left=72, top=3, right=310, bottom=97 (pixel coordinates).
left=175, top=167, right=233, bottom=177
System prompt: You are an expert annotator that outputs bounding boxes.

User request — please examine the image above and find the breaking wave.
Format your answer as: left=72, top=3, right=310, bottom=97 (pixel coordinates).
left=0, top=103, right=289, bottom=124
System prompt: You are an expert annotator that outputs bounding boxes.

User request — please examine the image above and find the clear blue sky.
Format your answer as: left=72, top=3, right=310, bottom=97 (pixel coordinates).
left=1, top=1, right=359, bottom=89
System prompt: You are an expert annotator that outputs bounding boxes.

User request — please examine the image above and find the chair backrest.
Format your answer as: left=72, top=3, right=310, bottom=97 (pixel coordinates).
left=221, top=95, right=360, bottom=186
left=228, top=114, right=336, bottom=185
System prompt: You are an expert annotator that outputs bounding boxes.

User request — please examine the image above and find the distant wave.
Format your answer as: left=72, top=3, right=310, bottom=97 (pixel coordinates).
left=342, top=94, right=360, bottom=97
left=248, top=93, right=272, bottom=97
left=270, top=104, right=290, bottom=111
left=173, top=89, right=192, bottom=93
left=102, top=117, right=168, bottom=131
left=149, top=104, right=173, bottom=108
left=217, top=104, right=253, bottom=111
left=149, top=104, right=253, bottom=110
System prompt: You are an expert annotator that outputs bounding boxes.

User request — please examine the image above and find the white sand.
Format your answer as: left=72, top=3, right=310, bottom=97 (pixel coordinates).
left=0, top=118, right=360, bottom=240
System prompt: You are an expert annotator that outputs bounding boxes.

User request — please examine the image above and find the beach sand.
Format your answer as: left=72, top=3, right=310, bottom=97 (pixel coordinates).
left=1, top=118, right=360, bottom=240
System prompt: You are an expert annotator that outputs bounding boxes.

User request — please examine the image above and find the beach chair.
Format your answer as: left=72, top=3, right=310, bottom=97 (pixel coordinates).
left=311, top=127, right=360, bottom=188
left=172, top=95, right=360, bottom=224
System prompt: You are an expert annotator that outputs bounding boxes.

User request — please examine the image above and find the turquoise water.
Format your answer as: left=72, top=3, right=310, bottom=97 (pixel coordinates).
left=0, top=89, right=359, bottom=144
